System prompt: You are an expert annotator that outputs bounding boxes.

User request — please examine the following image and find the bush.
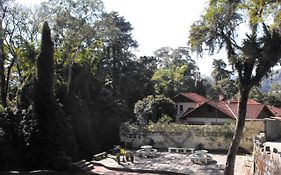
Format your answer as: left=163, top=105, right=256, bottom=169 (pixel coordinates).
left=134, top=95, right=176, bottom=125
left=121, top=122, right=235, bottom=137
left=158, top=114, right=173, bottom=124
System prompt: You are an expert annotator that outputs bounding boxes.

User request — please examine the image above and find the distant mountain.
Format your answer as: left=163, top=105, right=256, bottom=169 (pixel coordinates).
left=261, top=69, right=281, bottom=93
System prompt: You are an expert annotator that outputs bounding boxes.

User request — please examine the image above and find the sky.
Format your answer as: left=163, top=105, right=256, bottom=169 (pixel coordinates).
left=16, top=0, right=223, bottom=76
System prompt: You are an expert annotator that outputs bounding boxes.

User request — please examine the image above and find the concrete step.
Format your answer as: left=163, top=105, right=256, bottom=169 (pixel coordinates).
left=72, top=160, right=94, bottom=172
left=82, top=164, right=95, bottom=171
left=78, top=161, right=91, bottom=168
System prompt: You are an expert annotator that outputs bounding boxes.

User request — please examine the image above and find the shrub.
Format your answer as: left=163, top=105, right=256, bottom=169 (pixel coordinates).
left=121, top=122, right=235, bottom=138
left=134, top=95, right=176, bottom=125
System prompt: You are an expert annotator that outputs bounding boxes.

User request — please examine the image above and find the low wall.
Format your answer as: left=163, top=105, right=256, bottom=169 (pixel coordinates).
left=120, top=123, right=234, bottom=150
left=265, top=118, right=281, bottom=140
left=121, top=132, right=232, bottom=150
left=240, top=120, right=265, bottom=151
left=120, top=119, right=280, bottom=152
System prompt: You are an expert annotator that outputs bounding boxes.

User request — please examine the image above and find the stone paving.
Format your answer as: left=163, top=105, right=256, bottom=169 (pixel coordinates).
left=91, top=151, right=250, bottom=175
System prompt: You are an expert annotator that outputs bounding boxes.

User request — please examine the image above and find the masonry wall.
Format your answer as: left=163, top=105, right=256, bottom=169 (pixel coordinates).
left=120, top=119, right=280, bottom=152
left=264, top=118, right=281, bottom=140
left=240, top=120, right=265, bottom=151
left=120, top=131, right=232, bottom=150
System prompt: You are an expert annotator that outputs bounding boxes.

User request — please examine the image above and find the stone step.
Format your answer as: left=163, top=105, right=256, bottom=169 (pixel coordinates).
left=78, top=161, right=91, bottom=168
left=73, top=159, right=86, bottom=166
left=72, top=160, right=94, bottom=172
left=82, top=164, right=95, bottom=171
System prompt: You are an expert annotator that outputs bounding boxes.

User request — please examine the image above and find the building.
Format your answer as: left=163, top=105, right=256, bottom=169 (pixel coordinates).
left=174, top=93, right=281, bottom=125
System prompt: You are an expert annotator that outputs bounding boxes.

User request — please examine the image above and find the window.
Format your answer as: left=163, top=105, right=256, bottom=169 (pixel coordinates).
left=180, top=105, right=183, bottom=113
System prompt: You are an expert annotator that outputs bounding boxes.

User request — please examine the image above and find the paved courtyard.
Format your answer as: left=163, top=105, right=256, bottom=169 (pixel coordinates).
left=91, top=152, right=252, bottom=175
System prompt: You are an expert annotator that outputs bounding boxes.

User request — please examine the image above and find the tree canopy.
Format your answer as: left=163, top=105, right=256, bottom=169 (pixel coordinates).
left=1, top=0, right=281, bottom=172
left=189, top=0, right=281, bottom=174
left=134, top=95, right=176, bottom=125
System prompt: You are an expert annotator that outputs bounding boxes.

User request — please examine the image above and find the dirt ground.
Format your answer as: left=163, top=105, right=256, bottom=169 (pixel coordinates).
left=91, top=152, right=253, bottom=175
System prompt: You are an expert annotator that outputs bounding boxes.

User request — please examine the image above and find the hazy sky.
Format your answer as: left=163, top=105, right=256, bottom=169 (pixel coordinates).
left=17, top=0, right=221, bottom=76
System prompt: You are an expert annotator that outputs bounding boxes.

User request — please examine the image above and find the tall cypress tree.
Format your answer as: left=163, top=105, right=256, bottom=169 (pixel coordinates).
left=31, top=21, right=77, bottom=169
left=36, top=21, right=54, bottom=102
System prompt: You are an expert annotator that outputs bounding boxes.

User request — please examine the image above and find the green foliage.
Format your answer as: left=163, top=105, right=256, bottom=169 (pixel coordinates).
left=212, top=78, right=238, bottom=100
left=212, top=59, right=232, bottom=82
left=250, top=87, right=281, bottom=107
left=151, top=47, right=206, bottom=97
left=158, top=114, right=173, bottom=124
left=0, top=0, right=154, bottom=170
left=134, top=95, right=176, bottom=125
left=0, top=104, right=4, bottom=114
left=121, top=122, right=235, bottom=138
left=31, top=22, right=77, bottom=169
left=189, top=0, right=281, bottom=173
left=152, top=65, right=188, bottom=97
left=35, top=22, right=54, bottom=99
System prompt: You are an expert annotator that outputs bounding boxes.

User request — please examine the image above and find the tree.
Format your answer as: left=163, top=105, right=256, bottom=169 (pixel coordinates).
left=0, top=0, right=14, bottom=107
left=134, top=95, right=176, bottom=125
left=94, top=11, right=139, bottom=103
left=212, top=59, right=232, bottom=82
left=211, top=59, right=238, bottom=99
left=32, top=21, right=77, bottom=169
left=153, top=46, right=194, bottom=68
left=152, top=47, right=205, bottom=97
left=214, top=78, right=238, bottom=99
left=250, top=86, right=281, bottom=107
left=188, top=0, right=281, bottom=174
left=152, top=65, right=193, bottom=97
left=0, top=2, right=42, bottom=107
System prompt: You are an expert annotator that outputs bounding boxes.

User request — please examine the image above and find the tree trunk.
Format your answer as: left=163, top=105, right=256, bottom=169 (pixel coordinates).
left=66, top=48, right=78, bottom=95
left=0, top=19, right=6, bottom=107
left=224, top=86, right=250, bottom=175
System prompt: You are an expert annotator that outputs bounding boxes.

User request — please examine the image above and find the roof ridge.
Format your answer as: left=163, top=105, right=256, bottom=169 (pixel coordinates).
left=179, top=102, right=206, bottom=119
left=208, top=101, right=236, bottom=119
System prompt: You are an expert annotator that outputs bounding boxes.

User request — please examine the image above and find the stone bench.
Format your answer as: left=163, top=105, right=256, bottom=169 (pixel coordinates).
left=93, top=152, right=107, bottom=161
left=168, top=147, right=195, bottom=154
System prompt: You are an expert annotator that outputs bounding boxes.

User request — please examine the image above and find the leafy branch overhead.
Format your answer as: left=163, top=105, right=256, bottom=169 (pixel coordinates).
left=189, top=0, right=281, bottom=174
left=189, top=0, right=281, bottom=87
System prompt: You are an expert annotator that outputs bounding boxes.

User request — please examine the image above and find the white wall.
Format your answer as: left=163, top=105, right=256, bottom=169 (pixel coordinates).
left=120, top=131, right=232, bottom=150
left=120, top=120, right=265, bottom=152
left=176, top=102, right=197, bottom=117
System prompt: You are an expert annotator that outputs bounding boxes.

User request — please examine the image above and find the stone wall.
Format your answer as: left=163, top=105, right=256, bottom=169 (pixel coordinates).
left=264, top=118, right=281, bottom=140
left=120, top=132, right=232, bottom=150
left=120, top=119, right=281, bottom=152
left=240, top=120, right=265, bottom=151
left=120, top=124, right=234, bottom=150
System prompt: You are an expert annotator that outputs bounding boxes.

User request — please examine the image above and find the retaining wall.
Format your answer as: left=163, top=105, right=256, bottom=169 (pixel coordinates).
left=120, top=119, right=281, bottom=152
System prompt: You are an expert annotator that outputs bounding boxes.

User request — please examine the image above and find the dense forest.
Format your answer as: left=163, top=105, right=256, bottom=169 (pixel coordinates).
left=0, top=0, right=281, bottom=172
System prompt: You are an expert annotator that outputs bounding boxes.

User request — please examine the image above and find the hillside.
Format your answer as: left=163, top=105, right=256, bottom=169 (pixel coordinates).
left=261, top=69, right=281, bottom=93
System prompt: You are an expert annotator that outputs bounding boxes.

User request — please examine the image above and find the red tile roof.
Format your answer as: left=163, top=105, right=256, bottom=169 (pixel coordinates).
left=227, top=99, right=260, bottom=104
left=177, top=92, right=281, bottom=120
left=227, top=100, right=276, bottom=119
left=177, top=93, right=207, bottom=103
left=267, top=105, right=281, bottom=117
left=208, top=100, right=236, bottom=119
left=228, top=104, right=268, bottom=119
